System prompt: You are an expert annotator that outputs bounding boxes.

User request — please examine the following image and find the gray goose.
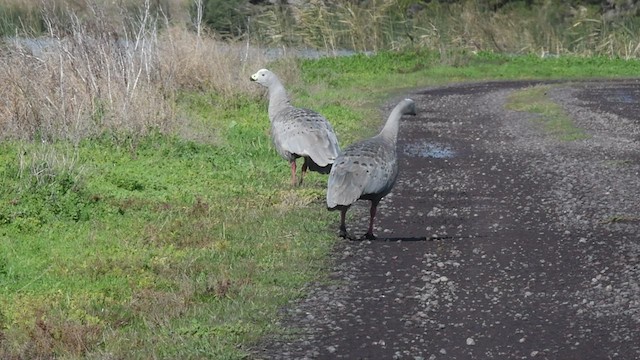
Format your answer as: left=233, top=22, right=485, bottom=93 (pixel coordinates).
left=250, top=68, right=340, bottom=185
left=326, top=98, right=416, bottom=240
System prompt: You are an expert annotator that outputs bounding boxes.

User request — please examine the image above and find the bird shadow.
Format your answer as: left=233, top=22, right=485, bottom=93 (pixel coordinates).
left=348, top=235, right=456, bottom=242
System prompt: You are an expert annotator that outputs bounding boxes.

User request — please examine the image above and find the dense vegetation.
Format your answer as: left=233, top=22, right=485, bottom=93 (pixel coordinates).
left=1, top=0, right=640, bottom=359
left=3, top=1, right=640, bottom=57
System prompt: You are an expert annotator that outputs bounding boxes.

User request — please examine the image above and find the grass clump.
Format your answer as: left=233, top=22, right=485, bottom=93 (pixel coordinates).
left=601, top=214, right=640, bottom=224
left=505, top=85, right=589, bottom=141
left=0, top=142, right=91, bottom=231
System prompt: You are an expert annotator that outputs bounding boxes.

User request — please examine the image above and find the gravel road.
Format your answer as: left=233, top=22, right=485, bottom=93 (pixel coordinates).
left=254, top=80, right=640, bottom=360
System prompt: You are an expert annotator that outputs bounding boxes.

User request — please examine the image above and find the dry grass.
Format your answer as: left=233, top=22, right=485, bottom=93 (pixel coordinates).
left=0, top=300, right=103, bottom=360
left=0, top=1, right=268, bottom=143
left=255, top=0, right=407, bottom=53
left=157, top=26, right=266, bottom=97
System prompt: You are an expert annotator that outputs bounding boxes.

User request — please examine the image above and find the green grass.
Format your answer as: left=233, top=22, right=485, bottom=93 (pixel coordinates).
left=301, top=51, right=640, bottom=91
left=0, top=95, right=334, bottom=359
left=505, top=85, right=590, bottom=141
left=2, top=50, right=640, bottom=358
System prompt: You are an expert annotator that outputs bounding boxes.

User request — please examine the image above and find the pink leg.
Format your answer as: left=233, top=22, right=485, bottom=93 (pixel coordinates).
left=364, top=200, right=379, bottom=240
left=290, top=160, right=297, bottom=186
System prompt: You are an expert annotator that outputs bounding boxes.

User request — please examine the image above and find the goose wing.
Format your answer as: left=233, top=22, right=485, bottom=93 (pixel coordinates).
left=272, top=107, right=340, bottom=166
left=327, top=139, right=395, bottom=208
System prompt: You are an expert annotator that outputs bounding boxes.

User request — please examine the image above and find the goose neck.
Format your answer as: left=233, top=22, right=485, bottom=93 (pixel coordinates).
left=380, top=108, right=403, bottom=143
left=268, top=83, right=290, bottom=121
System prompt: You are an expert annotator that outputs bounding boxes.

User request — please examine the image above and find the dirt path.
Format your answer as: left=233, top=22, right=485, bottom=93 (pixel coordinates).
left=254, top=80, right=640, bottom=359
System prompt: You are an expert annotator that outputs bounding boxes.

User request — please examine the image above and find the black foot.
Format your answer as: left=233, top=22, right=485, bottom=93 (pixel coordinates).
left=339, top=229, right=356, bottom=241
left=363, top=232, right=376, bottom=240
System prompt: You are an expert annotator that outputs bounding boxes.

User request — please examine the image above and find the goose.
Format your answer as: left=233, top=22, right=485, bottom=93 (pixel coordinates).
left=326, top=98, right=416, bottom=240
left=250, top=68, right=340, bottom=186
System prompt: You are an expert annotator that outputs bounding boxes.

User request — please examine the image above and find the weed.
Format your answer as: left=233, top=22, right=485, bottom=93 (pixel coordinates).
left=604, top=159, right=634, bottom=167
left=601, top=215, right=640, bottom=224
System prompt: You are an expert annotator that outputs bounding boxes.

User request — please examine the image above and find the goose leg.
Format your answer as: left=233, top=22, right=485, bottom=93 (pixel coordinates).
left=338, top=207, right=353, bottom=240
left=364, top=200, right=380, bottom=240
left=289, top=160, right=297, bottom=186
left=299, top=158, right=309, bottom=185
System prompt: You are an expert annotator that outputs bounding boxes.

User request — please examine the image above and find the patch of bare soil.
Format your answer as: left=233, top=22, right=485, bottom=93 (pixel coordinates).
left=254, top=80, right=640, bottom=359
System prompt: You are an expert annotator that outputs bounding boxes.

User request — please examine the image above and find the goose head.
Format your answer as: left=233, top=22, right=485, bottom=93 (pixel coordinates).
left=250, top=68, right=276, bottom=87
left=400, top=98, right=417, bottom=116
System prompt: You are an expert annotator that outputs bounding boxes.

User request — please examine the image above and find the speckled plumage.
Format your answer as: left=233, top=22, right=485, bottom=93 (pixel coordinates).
left=251, top=68, right=340, bottom=185
left=327, top=98, right=416, bottom=240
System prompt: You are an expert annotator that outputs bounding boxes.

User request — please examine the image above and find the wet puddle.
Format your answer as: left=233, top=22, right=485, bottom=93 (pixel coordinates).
left=403, top=141, right=455, bottom=158
left=606, top=93, right=636, bottom=103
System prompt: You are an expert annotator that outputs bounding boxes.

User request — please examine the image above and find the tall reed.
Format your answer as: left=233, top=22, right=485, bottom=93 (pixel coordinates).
left=250, top=0, right=640, bottom=58
left=254, top=0, right=413, bottom=53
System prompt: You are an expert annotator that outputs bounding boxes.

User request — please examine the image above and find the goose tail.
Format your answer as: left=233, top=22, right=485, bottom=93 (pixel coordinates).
left=305, top=157, right=332, bottom=174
